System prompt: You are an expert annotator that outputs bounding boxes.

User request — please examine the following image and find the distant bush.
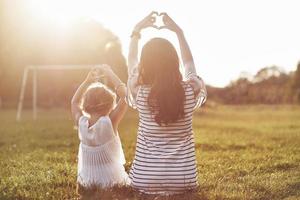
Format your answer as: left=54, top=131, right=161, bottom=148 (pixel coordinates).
left=207, top=64, right=300, bottom=104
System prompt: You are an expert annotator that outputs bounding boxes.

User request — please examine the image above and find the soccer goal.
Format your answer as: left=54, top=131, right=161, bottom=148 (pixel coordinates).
left=16, top=65, right=99, bottom=121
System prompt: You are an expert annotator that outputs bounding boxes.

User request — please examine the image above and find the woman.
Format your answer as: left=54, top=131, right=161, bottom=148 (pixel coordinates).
left=127, top=12, right=207, bottom=195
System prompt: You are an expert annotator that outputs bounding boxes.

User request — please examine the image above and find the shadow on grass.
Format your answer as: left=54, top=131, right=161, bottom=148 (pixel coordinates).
left=258, top=162, right=299, bottom=174
left=78, top=185, right=209, bottom=200
left=195, top=143, right=264, bottom=151
left=281, top=182, right=300, bottom=199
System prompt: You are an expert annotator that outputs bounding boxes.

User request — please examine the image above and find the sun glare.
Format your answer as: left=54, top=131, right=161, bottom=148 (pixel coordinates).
left=26, top=0, right=134, bottom=37
left=25, top=0, right=300, bottom=87
left=28, top=0, right=88, bottom=27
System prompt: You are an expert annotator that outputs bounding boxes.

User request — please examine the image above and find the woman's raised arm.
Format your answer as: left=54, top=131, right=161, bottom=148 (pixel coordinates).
left=161, top=13, right=207, bottom=106
left=127, top=34, right=140, bottom=98
left=127, top=11, right=158, bottom=105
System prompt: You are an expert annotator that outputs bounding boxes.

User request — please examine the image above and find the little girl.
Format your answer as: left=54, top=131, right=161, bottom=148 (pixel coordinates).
left=71, top=65, right=129, bottom=189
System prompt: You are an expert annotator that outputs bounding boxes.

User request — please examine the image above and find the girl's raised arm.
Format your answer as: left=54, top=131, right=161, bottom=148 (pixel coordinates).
left=71, top=69, right=97, bottom=124
left=100, top=65, right=127, bottom=131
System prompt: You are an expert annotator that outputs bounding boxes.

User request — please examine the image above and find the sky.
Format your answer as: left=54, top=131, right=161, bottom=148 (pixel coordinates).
left=27, top=0, right=300, bottom=87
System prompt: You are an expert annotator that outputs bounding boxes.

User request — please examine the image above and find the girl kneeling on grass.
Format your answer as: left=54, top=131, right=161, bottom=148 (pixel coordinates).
left=71, top=65, right=129, bottom=191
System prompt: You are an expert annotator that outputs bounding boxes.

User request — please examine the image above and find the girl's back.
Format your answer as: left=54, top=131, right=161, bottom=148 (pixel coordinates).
left=71, top=65, right=129, bottom=192
left=79, top=115, right=116, bottom=146
left=77, top=116, right=128, bottom=187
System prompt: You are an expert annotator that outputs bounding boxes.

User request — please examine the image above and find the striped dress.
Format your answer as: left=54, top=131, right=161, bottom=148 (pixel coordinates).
left=128, top=82, right=206, bottom=194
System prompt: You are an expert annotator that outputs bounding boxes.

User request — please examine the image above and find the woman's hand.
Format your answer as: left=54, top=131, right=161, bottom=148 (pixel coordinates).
left=160, top=13, right=182, bottom=34
left=134, top=11, right=158, bottom=32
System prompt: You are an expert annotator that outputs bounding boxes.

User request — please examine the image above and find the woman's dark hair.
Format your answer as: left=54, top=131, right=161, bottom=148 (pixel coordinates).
left=138, top=38, right=185, bottom=125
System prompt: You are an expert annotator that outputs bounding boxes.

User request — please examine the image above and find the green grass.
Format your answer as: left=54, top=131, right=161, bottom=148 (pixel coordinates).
left=0, top=105, right=300, bottom=200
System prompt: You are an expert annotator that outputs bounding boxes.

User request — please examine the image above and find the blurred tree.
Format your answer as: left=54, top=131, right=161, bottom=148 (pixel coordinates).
left=0, top=1, right=127, bottom=108
left=291, top=62, right=300, bottom=103
left=0, top=0, right=6, bottom=106
left=208, top=66, right=293, bottom=104
left=254, top=66, right=283, bottom=82
left=239, top=71, right=253, bottom=82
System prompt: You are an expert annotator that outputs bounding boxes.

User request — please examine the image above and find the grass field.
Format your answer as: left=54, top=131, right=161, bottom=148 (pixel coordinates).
left=0, top=105, right=300, bottom=200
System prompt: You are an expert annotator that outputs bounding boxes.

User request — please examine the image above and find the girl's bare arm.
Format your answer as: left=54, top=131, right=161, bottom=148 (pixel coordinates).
left=71, top=70, right=97, bottom=124
left=101, top=65, right=128, bottom=131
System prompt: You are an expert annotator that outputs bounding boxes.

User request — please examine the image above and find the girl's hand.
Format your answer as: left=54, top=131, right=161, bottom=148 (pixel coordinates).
left=134, top=11, right=158, bottom=32
left=98, top=64, right=127, bottom=98
left=101, top=64, right=113, bottom=73
left=85, top=68, right=100, bottom=83
left=116, top=84, right=127, bottom=98
left=160, top=13, right=182, bottom=34
left=97, top=64, right=113, bottom=78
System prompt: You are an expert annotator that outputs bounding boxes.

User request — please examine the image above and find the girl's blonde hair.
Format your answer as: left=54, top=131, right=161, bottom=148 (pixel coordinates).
left=82, top=85, right=116, bottom=115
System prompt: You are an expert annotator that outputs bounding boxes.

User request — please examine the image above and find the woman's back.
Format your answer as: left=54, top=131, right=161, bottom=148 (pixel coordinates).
left=127, top=12, right=207, bottom=195
left=129, top=83, right=199, bottom=194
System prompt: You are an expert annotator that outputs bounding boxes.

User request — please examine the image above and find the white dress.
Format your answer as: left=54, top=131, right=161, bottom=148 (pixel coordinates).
left=77, top=115, right=129, bottom=188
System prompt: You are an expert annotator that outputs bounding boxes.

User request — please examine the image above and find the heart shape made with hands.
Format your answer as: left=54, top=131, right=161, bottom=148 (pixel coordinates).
left=151, top=12, right=167, bottom=29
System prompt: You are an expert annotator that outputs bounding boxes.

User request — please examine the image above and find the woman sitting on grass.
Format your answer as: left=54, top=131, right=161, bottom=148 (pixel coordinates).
left=127, top=12, right=207, bottom=195
left=71, top=65, right=129, bottom=192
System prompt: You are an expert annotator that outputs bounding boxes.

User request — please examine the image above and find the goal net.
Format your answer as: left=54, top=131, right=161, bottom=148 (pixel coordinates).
left=16, top=65, right=100, bottom=121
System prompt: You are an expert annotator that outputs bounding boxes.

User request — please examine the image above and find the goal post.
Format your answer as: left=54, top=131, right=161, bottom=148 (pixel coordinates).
left=16, top=65, right=99, bottom=121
